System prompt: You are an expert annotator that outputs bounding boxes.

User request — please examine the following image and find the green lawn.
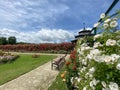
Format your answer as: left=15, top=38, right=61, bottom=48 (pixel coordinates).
left=48, top=66, right=68, bottom=90
left=0, top=54, right=56, bottom=85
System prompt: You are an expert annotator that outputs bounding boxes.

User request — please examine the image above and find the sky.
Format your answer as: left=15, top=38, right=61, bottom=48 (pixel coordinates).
left=0, top=0, right=119, bottom=43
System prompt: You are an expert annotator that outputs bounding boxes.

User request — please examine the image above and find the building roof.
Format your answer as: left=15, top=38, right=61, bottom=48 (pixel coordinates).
left=75, top=33, right=94, bottom=38
left=71, top=39, right=77, bottom=43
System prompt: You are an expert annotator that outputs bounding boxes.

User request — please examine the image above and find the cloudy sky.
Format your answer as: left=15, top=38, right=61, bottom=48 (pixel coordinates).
left=0, top=0, right=119, bottom=43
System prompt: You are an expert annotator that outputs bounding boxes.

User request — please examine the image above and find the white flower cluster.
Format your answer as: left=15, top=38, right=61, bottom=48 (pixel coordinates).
left=100, top=13, right=106, bottom=19
left=93, top=42, right=103, bottom=48
left=87, top=48, right=120, bottom=64
left=80, top=43, right=91, bottom=51
left=100, top=13, right=118, bottom=29
left=103, top=17, right=118, bottom=29
left=116, top=64, right=120, bottom=70
left=81, top=59, right=87, bottom=66
left=80, top=66, right=87, bottom=73
left=103, top=54, right=120, bottom=64
left=106, top=39, right=117, bottom=46
left=77, top=31, right=120, bottom=89
left=102, top=82, right=119, bottom=90
left=76, top=12, right=120, bottom=89
left=71, top=77, right=81, bottom=85
left=89, top=78, right=100, bottom=89
left=93, top=13, right=118, bottom=31
left=89, top=67, right=95, bottom=74
left=93, top=13, right=106, bottom=28
left=83, top=81, right=119, bottom=90
left=94, top=34, right=102, bottom=40
left=87, top=49, right=102, bottom=60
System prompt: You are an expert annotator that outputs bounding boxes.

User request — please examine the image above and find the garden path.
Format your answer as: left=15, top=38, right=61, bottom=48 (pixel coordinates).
left=0, top=54, right=70, bottom=90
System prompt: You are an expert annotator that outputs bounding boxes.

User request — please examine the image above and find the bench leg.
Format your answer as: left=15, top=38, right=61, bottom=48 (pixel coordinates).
left=57, top=65, right=60, bottom=70
left=51, top=63, right=53, bottom=70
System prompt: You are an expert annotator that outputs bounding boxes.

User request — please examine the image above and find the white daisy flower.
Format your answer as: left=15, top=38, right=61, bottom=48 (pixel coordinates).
left=89, top=67, right=95, bottom=74
left=103, top=23, right=109, bottom=29
left=106, top=39, right=117, bottom=46
left=93, top=42, right=103, bottom=48
left=110, top=20, right=118, bottom=28
left=100, top=13, right=105, bottom=19
left=104, top=55, right=112, bottom=63
left=113, top=17, right=118, bottom=21
left=116, top=63, right=120, bottom=70
left=104, top=19, right=111, bottom=23
left=83, top=87, right=87, bottom=90
left=111, top=54, right=120, bottom=62
left=101, top=81, right=107, bottom=88
left=109, top=82, right=119, bottom=90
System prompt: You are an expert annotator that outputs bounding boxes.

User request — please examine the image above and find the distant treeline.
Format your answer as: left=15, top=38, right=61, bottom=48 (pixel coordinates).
left=0, top=36, right=16, bottom=45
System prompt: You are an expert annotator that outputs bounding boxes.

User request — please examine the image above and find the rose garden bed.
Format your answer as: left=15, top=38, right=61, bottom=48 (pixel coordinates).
left=0, top=51, right=19, bottom=64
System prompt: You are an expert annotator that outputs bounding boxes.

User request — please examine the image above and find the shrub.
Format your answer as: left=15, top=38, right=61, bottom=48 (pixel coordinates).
left=0, top=51, right=19, bottom=64
left=32, top=54, right=40, bottom=58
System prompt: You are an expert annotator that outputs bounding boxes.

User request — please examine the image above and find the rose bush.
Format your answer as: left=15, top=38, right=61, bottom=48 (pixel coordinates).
left=0, top=42, right=74, bottom=54
left=62, top=11, right=120, bottom=90
left=77, top=30, right=120, bottom=90
left=0, top=51, right=19, bottom=64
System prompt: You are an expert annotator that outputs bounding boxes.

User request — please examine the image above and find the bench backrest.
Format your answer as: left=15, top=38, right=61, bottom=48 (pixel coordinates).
left=56, top=57, right=65, bottom=64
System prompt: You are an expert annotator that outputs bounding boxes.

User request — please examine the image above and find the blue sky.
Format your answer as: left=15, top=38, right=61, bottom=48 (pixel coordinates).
left=0, top=0, right=119, bottom=43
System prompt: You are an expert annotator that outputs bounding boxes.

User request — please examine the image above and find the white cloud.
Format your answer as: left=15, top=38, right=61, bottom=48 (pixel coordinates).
left=0, top=0, right=69, bottom=30
left=0, top=28, right=74, bottom=43
left=79, top=27, right=92, bottom=31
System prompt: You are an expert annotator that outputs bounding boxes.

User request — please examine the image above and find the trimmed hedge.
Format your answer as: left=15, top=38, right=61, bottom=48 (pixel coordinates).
left=0, top=43, right=74, bottom=53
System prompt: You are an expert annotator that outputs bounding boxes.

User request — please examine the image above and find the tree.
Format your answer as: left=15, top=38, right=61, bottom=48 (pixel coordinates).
left=8, top=36, right=16, bottom=45
left=0, top=37, right=7, bottom=45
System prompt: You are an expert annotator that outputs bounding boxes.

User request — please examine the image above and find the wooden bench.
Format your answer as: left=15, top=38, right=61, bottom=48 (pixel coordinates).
left=51, top=54, right=67, bottom=70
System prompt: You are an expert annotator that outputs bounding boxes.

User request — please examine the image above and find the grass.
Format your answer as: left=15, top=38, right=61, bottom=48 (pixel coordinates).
left=0, top=54, right=56, bottom=85
left=48, top=66, right=68, bottom=90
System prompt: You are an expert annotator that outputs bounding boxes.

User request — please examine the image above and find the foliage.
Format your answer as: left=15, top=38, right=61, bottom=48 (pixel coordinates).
left=62, top=11, right=120, bottom=90
left=61, top=50, right=80, bottom=90
left=8, top=36, right=16, bottom=45
left=76, top=30, right=120, bottom=90
left=0, top=36, right=17, bottom=45
left=0, top=37, right=7, bottom=45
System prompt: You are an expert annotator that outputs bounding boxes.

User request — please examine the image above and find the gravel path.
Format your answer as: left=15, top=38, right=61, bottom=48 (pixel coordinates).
left=10, top=52, right=65, bottom=56
left=0, top=54, right=69, bottom=90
